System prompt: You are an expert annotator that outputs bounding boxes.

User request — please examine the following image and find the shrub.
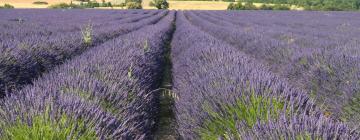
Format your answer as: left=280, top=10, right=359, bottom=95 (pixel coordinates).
left=76, top=0, right=90, bottom=2
left=273, top=4, right=290, bottom=10
left=149, top=0, right=169, bottom=9
left=32, top=1, right=49, bottom=5
left=0, top=4, right=15, bottom=9
left=48, top=1, right=112, bottom=9
left=101, top=2, right=112, bottom=7
left=113, top=3, right=126, bottom=8
left=259, top=4, right=273, bottom=10
left=85, top=1, right=100, bottom=8
left=227, top=3, right=235, bottom=10
left=99, top=0, right=112, bottom=7
left=48, top=3, right=82, bottom=9
left=228, top=3, right=244, bottom=10
left=243, top=2, right=256, bottom=10
left=126, top=0, right=142, bottom=4
left=227, top=2, right=257, bottom=10
left=228, top=3, right=291, bottom=11
left=322, top=5, right=343, bottom=11
left=126, top=2, right=142, bottom=9
left=223, top=0, right=235, bottom=2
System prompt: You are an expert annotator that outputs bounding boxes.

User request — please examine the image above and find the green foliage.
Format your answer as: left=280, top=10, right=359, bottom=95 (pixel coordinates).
left=113, top=3, right=126, bottom=8
left=0, top=109, right=97, bottom=140
left=126, top=2, right=142, bottom=9
left=294, top=132, right=320, bottom=140
left=48, top=1, right=112, bottom=9
left=223, top=0, right=235, bottom=2
left=48, top=3, right=82, bottom=9
left=228, top=1, right=291, bottom=10
left=244, top=0, right=360, bottom=11
left=273, top=4, right=291, bottom=10
left=149, top=0, right=169, bottom=9
left=199, top=92, right=286, bottom=139
left=228, top=2, right=257, bottom=10
left=80, top=1, right=113, bottom=8
left=342, top=92, right=360, bottom=123
left=227, top=3, right=237, bottom=10
left=259, top=4, right=273, bottom=10
left=81, top=22, right=93, bottom=45
left=125, top=0, right=142, bottom=9
left=32, top=1, right=49, bottom=5
left=81, top=1, right=100, bottom=8
left=243, top=2, right=257, bottom=10
left=0, top=4, right=15, bottom=9
left=60, top=87, right=92, bottom=99
left=76, top=0, right=91, bottom=2
left=126, top=0, right=142, bottom=3
left=60, top=86, right=120, bottom=115
left=100, top=2, right=112, bottom=7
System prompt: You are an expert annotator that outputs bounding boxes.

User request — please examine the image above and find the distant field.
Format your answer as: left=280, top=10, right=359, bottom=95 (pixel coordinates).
left=168, top=1, right=230, bottom=10
left=0, top=0, right=72, bottom=8
left=0, top=0, right=112, bottom=8
left=0, top=0, right=302, bottom=10
left=1, top=0, right=230, bottom=10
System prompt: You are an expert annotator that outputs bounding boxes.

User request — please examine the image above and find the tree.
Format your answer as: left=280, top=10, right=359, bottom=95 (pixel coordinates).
left=243, top=1, right=257, bottom=10
left=238, top=0, right=360, bottom=10
left=126, top=2, right=142, bottom=9
left=227, top=0, right=258, bottom=10
left=273, top=4, right=290, bottom=10
left=0, top=4, right=15, bottom=8
left=76, top=0, right=90, bottom=2
left=228, top=2, right=245, bottom=10
left=126, top=0, right=142, bottom=9
left=149, top=0, right=169, bottom=9
left=223, top=0, right=235, bottom=2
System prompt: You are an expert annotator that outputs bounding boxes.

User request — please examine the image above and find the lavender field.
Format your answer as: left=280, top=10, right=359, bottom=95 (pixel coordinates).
left=0, top=9, right=359, bottom=140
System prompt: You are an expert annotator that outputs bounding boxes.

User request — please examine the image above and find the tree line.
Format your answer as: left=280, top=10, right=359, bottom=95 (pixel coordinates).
left=241, top=0, right=360, bottom=11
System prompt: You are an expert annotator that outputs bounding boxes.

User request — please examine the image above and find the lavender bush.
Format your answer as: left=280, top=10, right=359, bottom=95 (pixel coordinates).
left=0, top=10, right=175, bottom=139
left=171, top=11, right=358, bottom=139
left=0, top=9, right=167, bottom=97
left=0, top=9, right=358, bottom=139
left=183, top=10, right=360, bottom=126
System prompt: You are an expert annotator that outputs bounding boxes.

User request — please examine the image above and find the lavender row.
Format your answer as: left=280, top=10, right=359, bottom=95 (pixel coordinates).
left=0, top=10, right=175, bottom=139
left=0, top=10, right=167, bottom=97
left=207, top=11, right=360, bottom=41
left=201, top=11, right=360, bottom=56
left=171, top=11, right=358, bottom=139
left=0, top=10, right=154, bottom=42
left=184, top=10, right=360, bottom=125
left=0, top=10, right=160, bottom=51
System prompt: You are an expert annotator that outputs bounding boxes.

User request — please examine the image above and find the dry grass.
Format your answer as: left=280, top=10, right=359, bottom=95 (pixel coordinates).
left=0, top=0, right=71, bottom=8
left=168, top=1, right=230, bottom=10
left=143, top=0, right=230, bottom=10
left=0, top=0, right=108, bottom=8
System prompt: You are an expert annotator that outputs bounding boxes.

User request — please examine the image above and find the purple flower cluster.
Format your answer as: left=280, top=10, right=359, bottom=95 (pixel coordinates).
left=0, top=10, right=175, bottom=139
